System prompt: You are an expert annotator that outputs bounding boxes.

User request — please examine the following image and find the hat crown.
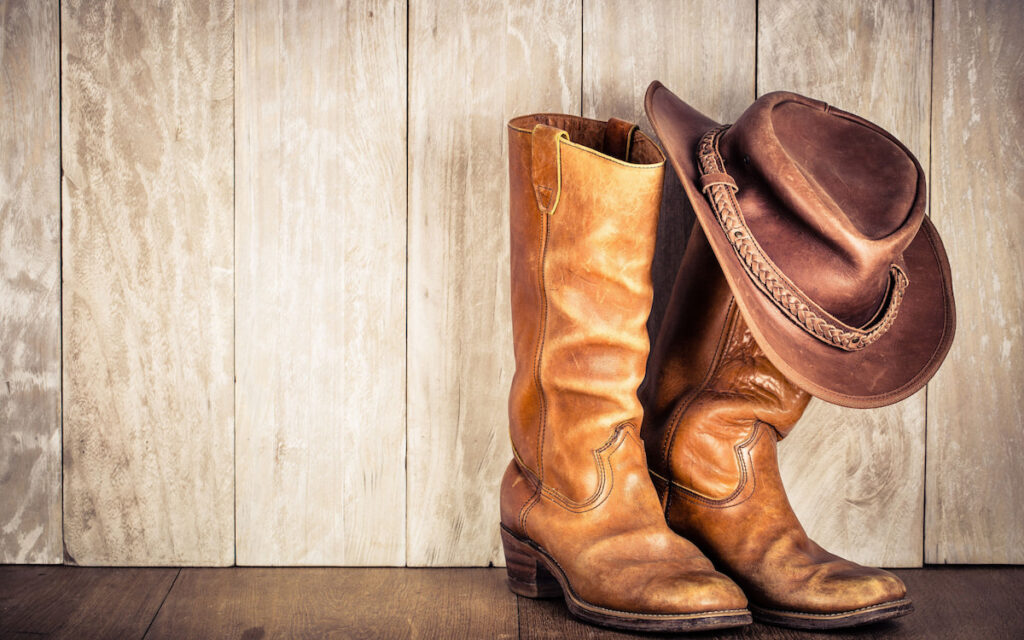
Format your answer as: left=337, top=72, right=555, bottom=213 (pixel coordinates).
left=722, top=92, right=926, bottom=327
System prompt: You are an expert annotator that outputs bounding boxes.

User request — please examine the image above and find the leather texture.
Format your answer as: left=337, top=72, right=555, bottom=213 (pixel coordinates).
left=642, top=226, right=908, bottom=616
left=502, top=114, right=747, bottom=616
left=645, top=82, right=955, bottom=409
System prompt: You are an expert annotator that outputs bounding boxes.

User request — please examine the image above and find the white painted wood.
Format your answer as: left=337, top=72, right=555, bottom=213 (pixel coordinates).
left=234, top=0, right=408, bottom=565
left=61, top=0, right=234, bottom=566
left=758, top=0, right=932, bottom=567
left=926, top=0, right=1024, bottom=564
left=0, top=0, right=62, bottom=564
left=406, top=0, right=581, bottom=566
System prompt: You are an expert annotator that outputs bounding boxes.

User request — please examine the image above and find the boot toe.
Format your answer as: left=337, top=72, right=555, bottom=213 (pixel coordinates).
left=640, top=569, right=748, bottom=615
left=827, top=561, right=909, bottom=606
left=847, top=567, right=907, bottom=607
left=781, top=562, right=909, bottom=613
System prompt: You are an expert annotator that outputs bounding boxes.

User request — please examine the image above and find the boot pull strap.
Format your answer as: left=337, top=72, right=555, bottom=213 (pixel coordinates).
left=603, top=117, right=638, bottom=161
left=531, top=124, right=569, bottom=215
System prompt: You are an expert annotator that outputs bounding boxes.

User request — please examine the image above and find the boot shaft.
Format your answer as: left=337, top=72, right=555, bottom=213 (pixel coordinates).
left=640, top=224, right=910, bottom=626
left=641, top=226, right=810, bottom=491
left=506, top=114, right=665, bottom=504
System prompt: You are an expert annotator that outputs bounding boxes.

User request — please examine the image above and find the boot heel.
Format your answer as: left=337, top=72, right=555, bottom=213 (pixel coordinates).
left=500, top=527, right=562, bottom=598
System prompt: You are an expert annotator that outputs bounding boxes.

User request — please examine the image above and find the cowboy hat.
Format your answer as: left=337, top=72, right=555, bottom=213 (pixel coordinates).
left=645, top=81, right=955, bottom=408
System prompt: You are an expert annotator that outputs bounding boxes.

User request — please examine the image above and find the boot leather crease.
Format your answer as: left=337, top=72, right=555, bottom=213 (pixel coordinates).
left=499, top=113, right=750, bottom=632
left=641, top=225, right=914, bottom=630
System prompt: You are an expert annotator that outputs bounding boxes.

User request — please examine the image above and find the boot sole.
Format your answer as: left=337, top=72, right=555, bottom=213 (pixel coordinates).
left=750, top=597, right=914, bottom=629
left=500, top=525, right=752, bottom=632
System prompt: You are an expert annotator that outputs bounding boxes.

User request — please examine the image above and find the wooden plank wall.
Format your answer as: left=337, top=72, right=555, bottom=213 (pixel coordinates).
left=0, top=0, right=61, bottom=564
left=0, top=0, right=1020, bottom=566
left=60, top=0, right=234, bottom=565
left=234, top=0, right=407, bottom=566
left=926, top=0, right=1024, bottom=564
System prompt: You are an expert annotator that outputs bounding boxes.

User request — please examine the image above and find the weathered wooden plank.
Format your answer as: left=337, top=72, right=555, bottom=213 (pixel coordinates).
left=61, top=0, right=234, bottom=565
left=757, top=0, right=932, bottom=567
left=146, top=568, right=517, bottom=639
left=234, top=0, right=407, bottom=566
left=895, top=567, right=1024, bottom=639
left=926, top=0, right=1024, bottom=564
left=582, top=0, right=756, bottom=377
left=406, top=0, right=581, bottom=567
left=4, top=565, right=1023, bottom=639
left=0, top=0, right=61, bottom=564
left=0, top=566, right=177, bottom=639
left=583, top=0, right=755, bottom=135
left=519, top=568, right=1024, bottom=639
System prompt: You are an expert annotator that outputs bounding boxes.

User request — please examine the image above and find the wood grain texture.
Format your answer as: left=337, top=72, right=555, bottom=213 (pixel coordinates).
left=61, top=0, right=234, bottom=565
left=0, top=0, right=61, bottom=564
left=406, top=0, right=581, bottom=567
left=146, top=568, right=517, bottom=639
left=582, top=0, right=756, bottom=388
left=757, top=0, right=932, bottom=567
left=893, top=567, right=1024, bottom=640
left=583, top=0, right=755, bottom=133
left=4, top=566, right=1023, bottom=639
left=926, top=0, right=1024, bottom=563
left=0, top=566, right=177, bottom=639
left=234, top=0, right=407, bottom=566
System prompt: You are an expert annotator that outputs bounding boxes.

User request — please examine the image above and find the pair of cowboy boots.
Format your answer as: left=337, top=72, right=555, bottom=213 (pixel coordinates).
left=499, top=84, right=954, bottom=633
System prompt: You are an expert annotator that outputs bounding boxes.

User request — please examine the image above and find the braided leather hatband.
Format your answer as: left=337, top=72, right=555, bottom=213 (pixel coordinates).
left=696, top=125, right=908, bottom=352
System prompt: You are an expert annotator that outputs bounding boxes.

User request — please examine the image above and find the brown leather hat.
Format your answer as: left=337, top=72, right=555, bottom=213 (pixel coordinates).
left=645, top=81, right=955, bottom=409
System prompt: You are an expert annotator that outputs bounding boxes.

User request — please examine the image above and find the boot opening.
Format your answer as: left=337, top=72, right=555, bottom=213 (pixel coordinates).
left=508, top=113, right=664, bottom=165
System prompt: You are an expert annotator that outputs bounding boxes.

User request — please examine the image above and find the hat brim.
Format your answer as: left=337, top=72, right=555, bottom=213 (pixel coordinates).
left=645, top=81, right=956, bottom=409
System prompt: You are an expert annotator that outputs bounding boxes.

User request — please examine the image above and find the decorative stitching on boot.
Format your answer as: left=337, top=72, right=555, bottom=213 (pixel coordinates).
left=521, top=161, right=554, bottom=534
left=660, top=299, right=742, bottom=517
left=655, top=424, right=767, bottom=509
left=523, top=423, right=635, bottom=514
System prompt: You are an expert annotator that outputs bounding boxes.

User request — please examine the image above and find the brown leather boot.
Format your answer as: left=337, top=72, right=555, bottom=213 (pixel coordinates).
left=641, top=226, right=913, bottom=629
left=500, top=114, right=750, bottom=632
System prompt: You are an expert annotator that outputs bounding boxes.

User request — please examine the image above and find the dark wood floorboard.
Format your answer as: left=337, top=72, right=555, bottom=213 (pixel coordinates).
left=0, top=565, right=177, bottom=640
left=0, top=566, right=1021, bottom=639
left=143, top=567, right=516, bottom=640
left=516, top=567, right=1024, bottom=639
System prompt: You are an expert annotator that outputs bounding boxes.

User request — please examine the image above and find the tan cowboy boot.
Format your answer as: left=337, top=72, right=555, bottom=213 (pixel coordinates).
left=641, top=226, right=912, bottom=629
left=500, top=114, right=750, bottom=632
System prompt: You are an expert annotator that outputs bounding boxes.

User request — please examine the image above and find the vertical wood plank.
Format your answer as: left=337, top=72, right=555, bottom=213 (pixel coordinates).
left=582, top=0, right=756, bottom=356
left=61, top=0, right=234, bottom=565
left=926, top=0, right=1024, bottom=563
left=406, top=0, right=581, bottom=566
left=583, top=0, right=755, bottom=133
left=0, top=0, right=61, bottom=564
left=758, top=0, right=932, bottom=567
left=234, top=0, right=407, bottom=566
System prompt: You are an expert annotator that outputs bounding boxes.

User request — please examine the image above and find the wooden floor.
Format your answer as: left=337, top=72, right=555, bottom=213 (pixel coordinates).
left=0, top=566, right=1021, bottom=639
